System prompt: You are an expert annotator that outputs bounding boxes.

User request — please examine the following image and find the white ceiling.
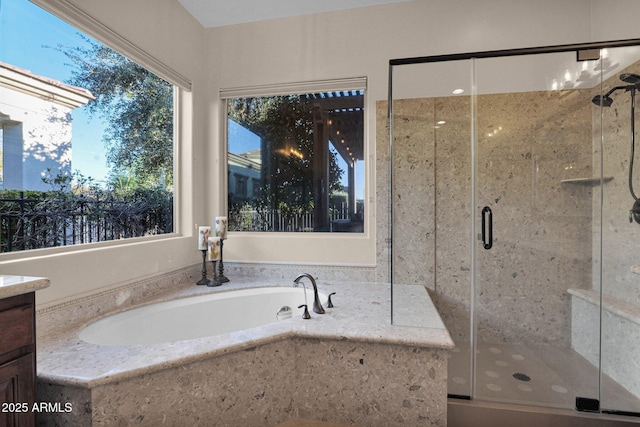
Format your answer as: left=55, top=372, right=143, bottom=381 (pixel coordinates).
left=177, top=0, right=412, bottom=28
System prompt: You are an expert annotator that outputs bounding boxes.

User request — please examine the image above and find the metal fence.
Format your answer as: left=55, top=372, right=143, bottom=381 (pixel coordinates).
left=230, top=207, right=352, bottom=232
left=0, top=191, right=173, bottom=253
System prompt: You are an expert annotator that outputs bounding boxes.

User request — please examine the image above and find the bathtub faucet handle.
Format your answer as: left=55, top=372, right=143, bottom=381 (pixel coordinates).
left=298, top=304, right=311, bottom=319
left=293, top=273, right=325, bottom=314
left=327, top=292, right=336, bottom=308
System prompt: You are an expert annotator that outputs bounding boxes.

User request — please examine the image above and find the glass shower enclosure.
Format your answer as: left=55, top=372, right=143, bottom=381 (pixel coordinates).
left=388, top=40, right=640, bottom=416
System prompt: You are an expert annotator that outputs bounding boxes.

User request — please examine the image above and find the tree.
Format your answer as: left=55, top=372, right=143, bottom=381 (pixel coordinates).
left=55, top=36, right=173, bottom=188
left=227, top=95, right=344, bottom=231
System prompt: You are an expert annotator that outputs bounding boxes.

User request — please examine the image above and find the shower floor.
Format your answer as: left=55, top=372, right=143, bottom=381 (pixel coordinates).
left=448, top=342, right=640, bottom=414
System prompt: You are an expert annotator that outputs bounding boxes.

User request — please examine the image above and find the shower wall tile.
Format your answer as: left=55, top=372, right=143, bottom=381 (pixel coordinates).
left=378, top=88, right=593, bottom=347
left=375, top=101, right=391, bottom=285
left=476, top=89, right=592, bottom=346
left=584, top=62, right=640, bottom=402
left=432, top=96, right=473, bottom=343
left=596, top=61, right=640, bottom=303
left=389, top=98, right=437, bottom=289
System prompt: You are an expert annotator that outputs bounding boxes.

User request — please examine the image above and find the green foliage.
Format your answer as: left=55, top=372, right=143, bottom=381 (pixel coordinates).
left=53, top=36, right=173, bottom=187
left=228, top=201, right=257, bottom=232
left=227, top=95, right=343, bottom=231
left=0, top=170, right=172, bottom=252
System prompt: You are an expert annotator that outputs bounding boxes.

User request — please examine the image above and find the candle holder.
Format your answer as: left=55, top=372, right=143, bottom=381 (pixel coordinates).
left=196, top=249, right=209, bottom=285
left=207, top=260, right=222, bottom=287
left=217, top=239, right=230, bottom=283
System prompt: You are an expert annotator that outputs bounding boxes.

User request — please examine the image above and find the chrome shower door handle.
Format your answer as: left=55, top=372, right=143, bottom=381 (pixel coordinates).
left=481, top=206, right=493, bottom=250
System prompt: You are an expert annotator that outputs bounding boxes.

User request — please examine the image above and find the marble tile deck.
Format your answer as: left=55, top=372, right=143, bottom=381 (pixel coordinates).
left=37, top=278, right=453, bottom=387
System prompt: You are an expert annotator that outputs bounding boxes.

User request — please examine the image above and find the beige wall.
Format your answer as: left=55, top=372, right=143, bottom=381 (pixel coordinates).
left=4, top=0, right=640, bottom=307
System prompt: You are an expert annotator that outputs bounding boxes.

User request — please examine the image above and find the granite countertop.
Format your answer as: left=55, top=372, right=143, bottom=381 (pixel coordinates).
left=0, top=275, right=50, bottom=299
left=37, top=278, right=454, bottom=388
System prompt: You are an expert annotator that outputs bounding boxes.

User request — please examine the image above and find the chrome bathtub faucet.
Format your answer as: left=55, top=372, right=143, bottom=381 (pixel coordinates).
left=293, top=273, right=325, bottom=314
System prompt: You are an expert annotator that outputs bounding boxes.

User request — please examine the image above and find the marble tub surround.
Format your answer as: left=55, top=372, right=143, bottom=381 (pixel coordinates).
left=0, top=274, right=50, bottom=298
left=224, top=261, right=377, bottom=283
left=37, top=275, right=453, bottom=426
left=36, top=265, right=200, bottom=332
left=37, top=277, right=452, bottom=387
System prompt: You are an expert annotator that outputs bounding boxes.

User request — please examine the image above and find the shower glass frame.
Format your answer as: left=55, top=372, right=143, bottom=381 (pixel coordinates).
left=388, top=38, right=640, bottom=415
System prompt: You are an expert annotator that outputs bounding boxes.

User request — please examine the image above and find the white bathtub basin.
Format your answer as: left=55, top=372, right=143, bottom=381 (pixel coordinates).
left=79, top=286, right=326, bottom=346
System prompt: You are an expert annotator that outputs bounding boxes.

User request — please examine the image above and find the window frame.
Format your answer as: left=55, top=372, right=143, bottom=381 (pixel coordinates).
left=222, top=77, right=368, bottom=235
left=0, top=0, right=191, bottom=259
left=219, top=78, right=375, bottom=266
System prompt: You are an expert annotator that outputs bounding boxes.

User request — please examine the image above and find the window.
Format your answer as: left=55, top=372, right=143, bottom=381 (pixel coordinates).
left=0, top=126, right=3, bottom=189
left=225, top=83, right=365, bottom=233
left=0, top=0, right=176, bottom=252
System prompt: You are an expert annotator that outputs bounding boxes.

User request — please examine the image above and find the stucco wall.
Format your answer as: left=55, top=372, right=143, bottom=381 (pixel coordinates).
left=0, top=85, right=74, bottom=191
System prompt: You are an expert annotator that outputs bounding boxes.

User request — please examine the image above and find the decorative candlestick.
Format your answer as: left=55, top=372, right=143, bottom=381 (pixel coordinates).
left=207, top=236, right=222, bottom=287
left=208, top=260, right=221, bottom=287
left=196, top=226, right=211, bottom=285
left=215, top=217, right=230, bottom=283
left=196, top=249, right=209, bottom=285
left=217, top=239, right=229, bottom=283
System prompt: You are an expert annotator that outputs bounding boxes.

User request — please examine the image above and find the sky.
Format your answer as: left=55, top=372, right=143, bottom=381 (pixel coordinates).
left=0, top=0, right=110, bottom=184
left=227, top=118, right=261, bottom=154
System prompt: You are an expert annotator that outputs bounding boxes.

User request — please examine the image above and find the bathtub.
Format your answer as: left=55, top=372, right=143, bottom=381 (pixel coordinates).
left=79, top=286, right=327, bottom=346
left=37, top=275, right=453, bottom=426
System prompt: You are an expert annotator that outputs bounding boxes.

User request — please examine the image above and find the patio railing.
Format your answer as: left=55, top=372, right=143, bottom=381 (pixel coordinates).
left=0, top=191, right=173, bottom=253
left=229, top=207, right=354, bottom=232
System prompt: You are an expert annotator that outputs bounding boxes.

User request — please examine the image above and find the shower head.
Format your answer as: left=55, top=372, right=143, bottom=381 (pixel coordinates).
left=592, top=94, right=614, bottom=107
left=620, top=73, right=640, bottom=85
left=591, top=84, right=633, bottom=107
left=591, top=74, right=640, bottom=107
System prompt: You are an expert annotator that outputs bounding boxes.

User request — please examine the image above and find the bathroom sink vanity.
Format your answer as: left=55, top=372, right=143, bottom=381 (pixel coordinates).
left=0, top=276, right=50, bottom=427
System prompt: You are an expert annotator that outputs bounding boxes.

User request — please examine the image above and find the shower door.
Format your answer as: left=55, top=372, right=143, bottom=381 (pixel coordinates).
left=388, top=58, right=474, bottom=398
left=473, top=51, right=603, bottom=409
left=390, top=41, right=640, bottom=415
left=597, top=44, right=640, bottom=416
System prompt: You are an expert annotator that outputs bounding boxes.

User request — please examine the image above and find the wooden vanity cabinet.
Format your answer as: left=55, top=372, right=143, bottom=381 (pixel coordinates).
left=0, top=292, right=36, bottom=427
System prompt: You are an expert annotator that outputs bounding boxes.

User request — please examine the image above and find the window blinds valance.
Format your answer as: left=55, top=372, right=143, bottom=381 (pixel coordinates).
left=220, top=77, right=367, bottom=99
left=30, top=0, right=192, bottom=92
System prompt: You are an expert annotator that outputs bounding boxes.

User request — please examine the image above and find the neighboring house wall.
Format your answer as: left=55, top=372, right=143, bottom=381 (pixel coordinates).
left=228, top=151, right=261, bottom=202
left=0, top=62, right=93, bottom=191
left=1, top=121, right=23, bottom=189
